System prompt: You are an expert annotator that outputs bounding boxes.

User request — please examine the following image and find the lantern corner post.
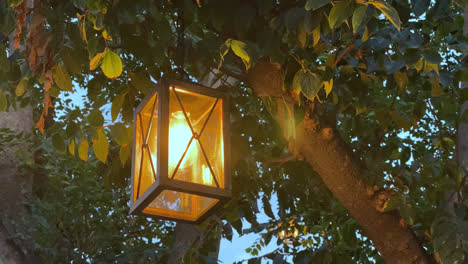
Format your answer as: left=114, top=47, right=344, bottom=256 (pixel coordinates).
left=158, top=77, right=170, bottom=185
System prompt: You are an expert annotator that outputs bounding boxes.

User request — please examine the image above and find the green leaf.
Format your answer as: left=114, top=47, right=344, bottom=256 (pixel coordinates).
left=368, top=1, right=401, bottom=30
left=292, top=70, right=305, bottom=94
left=305, top=0, right=331, bottom=10
left=78, top=139, right=89, bottom=162
left=88, top=109, right=104, bottom=127
left=328, top=1, right=354, bottom=29
left=382, top=195, right=402, bottom=212
left=93, top=127, right=108, bottom=163
left=284, top=7, right=306, bottom=31
left=61, top=47, right=82, bottom=74
left=52, top=133, right=66, bottom=153
left=262, top=196, right=275, bottom=219
left=8, top=0, right=24, bottom=7
left=0, top=92, right=7, bottom=112
left=352, top=5, right=368, bottom=33
left=0, top=7, right=15, bottom=36
left=111, top=123, right=131, bottom=146
left=230, top=40, right=251, bottom=70
left=456, top=69, right=468, bottom=82
left=101, top=50, right=123, bottom=79
left=411, top=0, right=430, bottom=17
left=119, top=144, right=131, bottom=166
left=111, top=90, right=127, bottom=122
left=297, top=23, right=307, bottom=48
left=301, top=72, right=322, bottom=100
left=16, top=78, right=28, bottom=96
left=53, top=64, right=73, bottom=92
left=431, top=77, right=443, bottom=97
left=393, top=71, right=408, bottom=91
left=129, top=72, right=154, bottom=95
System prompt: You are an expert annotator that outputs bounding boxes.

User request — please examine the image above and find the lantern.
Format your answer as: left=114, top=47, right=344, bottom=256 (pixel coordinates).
left=129, top=78, right=231, bottom=224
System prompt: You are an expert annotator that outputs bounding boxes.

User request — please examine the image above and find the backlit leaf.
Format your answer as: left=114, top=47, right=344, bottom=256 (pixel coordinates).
left=93, top=127, right=108, bottom=163
left=394, top=71, right=408, bottom=90
left=312, top=25, right=320, bottom=47
left=323, top=78, right=333, bottom=97
left=424, top=61, right=439, bottom=75
left=90, top=51, right=104, bottom=71
left=230, top=39, right=251, bottom=70
left=53, top=64, right=73, bottom=92
left=68, top=139, right=75, bottom=156
left=368, top=1, right=401, bottom=30
left=101, top=50, right=123, bottom=79
left=362, top=27, right=370, bottom=42
left=414, top=58, right=423, bottom=72
left=16, top=77, right=28, bottom=96
left=79, top=139, right=89, bottom=162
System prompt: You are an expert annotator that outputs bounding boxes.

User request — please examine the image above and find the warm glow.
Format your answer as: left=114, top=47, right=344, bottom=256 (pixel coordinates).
left=169, top=111, right=195, bottom=169
left=169, top=110, right=215, bottom=186
left=202, top=164, right=212, bottom=185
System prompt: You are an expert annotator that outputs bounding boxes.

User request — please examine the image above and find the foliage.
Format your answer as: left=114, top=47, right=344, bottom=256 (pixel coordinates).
left=15, top=132, right=174, bottom=263
left=0, top=0, right=468, bottom=263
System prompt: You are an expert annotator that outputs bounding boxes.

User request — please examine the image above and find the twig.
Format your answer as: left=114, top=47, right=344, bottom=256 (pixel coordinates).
left=333, top=43, right=354, bottom=68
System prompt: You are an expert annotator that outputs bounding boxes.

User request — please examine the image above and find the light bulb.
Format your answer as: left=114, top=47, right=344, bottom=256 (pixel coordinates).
left=169, top=111, right=194, bottom=169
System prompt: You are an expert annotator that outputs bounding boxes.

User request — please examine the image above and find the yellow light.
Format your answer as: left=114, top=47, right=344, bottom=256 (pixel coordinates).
left=169, top=111, right=195, bottom=169
left=293, top=228, right=299, bottom=238
left=202, top=164, right=212, bottom=185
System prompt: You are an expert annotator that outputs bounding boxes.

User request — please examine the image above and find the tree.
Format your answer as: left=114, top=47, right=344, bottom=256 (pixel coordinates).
left=0, top=0, right=467, bottom=263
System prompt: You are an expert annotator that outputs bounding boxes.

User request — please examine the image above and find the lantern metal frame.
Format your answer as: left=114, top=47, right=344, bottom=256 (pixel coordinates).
left=129, top=78, right=231, bottom=224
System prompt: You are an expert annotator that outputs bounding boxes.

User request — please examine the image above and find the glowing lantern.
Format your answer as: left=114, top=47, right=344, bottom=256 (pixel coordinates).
left=129, top=79, right=231, bottom=223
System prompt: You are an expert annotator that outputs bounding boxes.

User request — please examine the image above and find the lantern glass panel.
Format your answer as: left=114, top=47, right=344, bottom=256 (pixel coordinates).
left=132, top=93, right=158, bottom=202
left=143, top=190, right=219, bottom=221
left=168, top=87, right=224, bottom=188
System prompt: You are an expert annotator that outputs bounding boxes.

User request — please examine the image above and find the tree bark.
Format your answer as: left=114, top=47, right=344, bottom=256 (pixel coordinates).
left=247, top=58, right=434, bottom=264
left=168, top=71, right=237, bottom=264
left=458, top=7, right=468, bottom=188
left=0, top=106, right=33, bottom=264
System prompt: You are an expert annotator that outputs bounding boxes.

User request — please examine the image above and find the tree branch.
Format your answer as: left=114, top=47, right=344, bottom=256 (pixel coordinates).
left=247, top=57, right=435, bottom=264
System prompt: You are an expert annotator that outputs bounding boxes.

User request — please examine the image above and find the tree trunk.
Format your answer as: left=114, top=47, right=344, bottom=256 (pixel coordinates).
left=458, top=7, right=468, bottom=189
left=247, top=59, right=434, bottom=264
left=0, top=106, right=33, bottom=264
left=168, top=71, right=237, bottom=264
